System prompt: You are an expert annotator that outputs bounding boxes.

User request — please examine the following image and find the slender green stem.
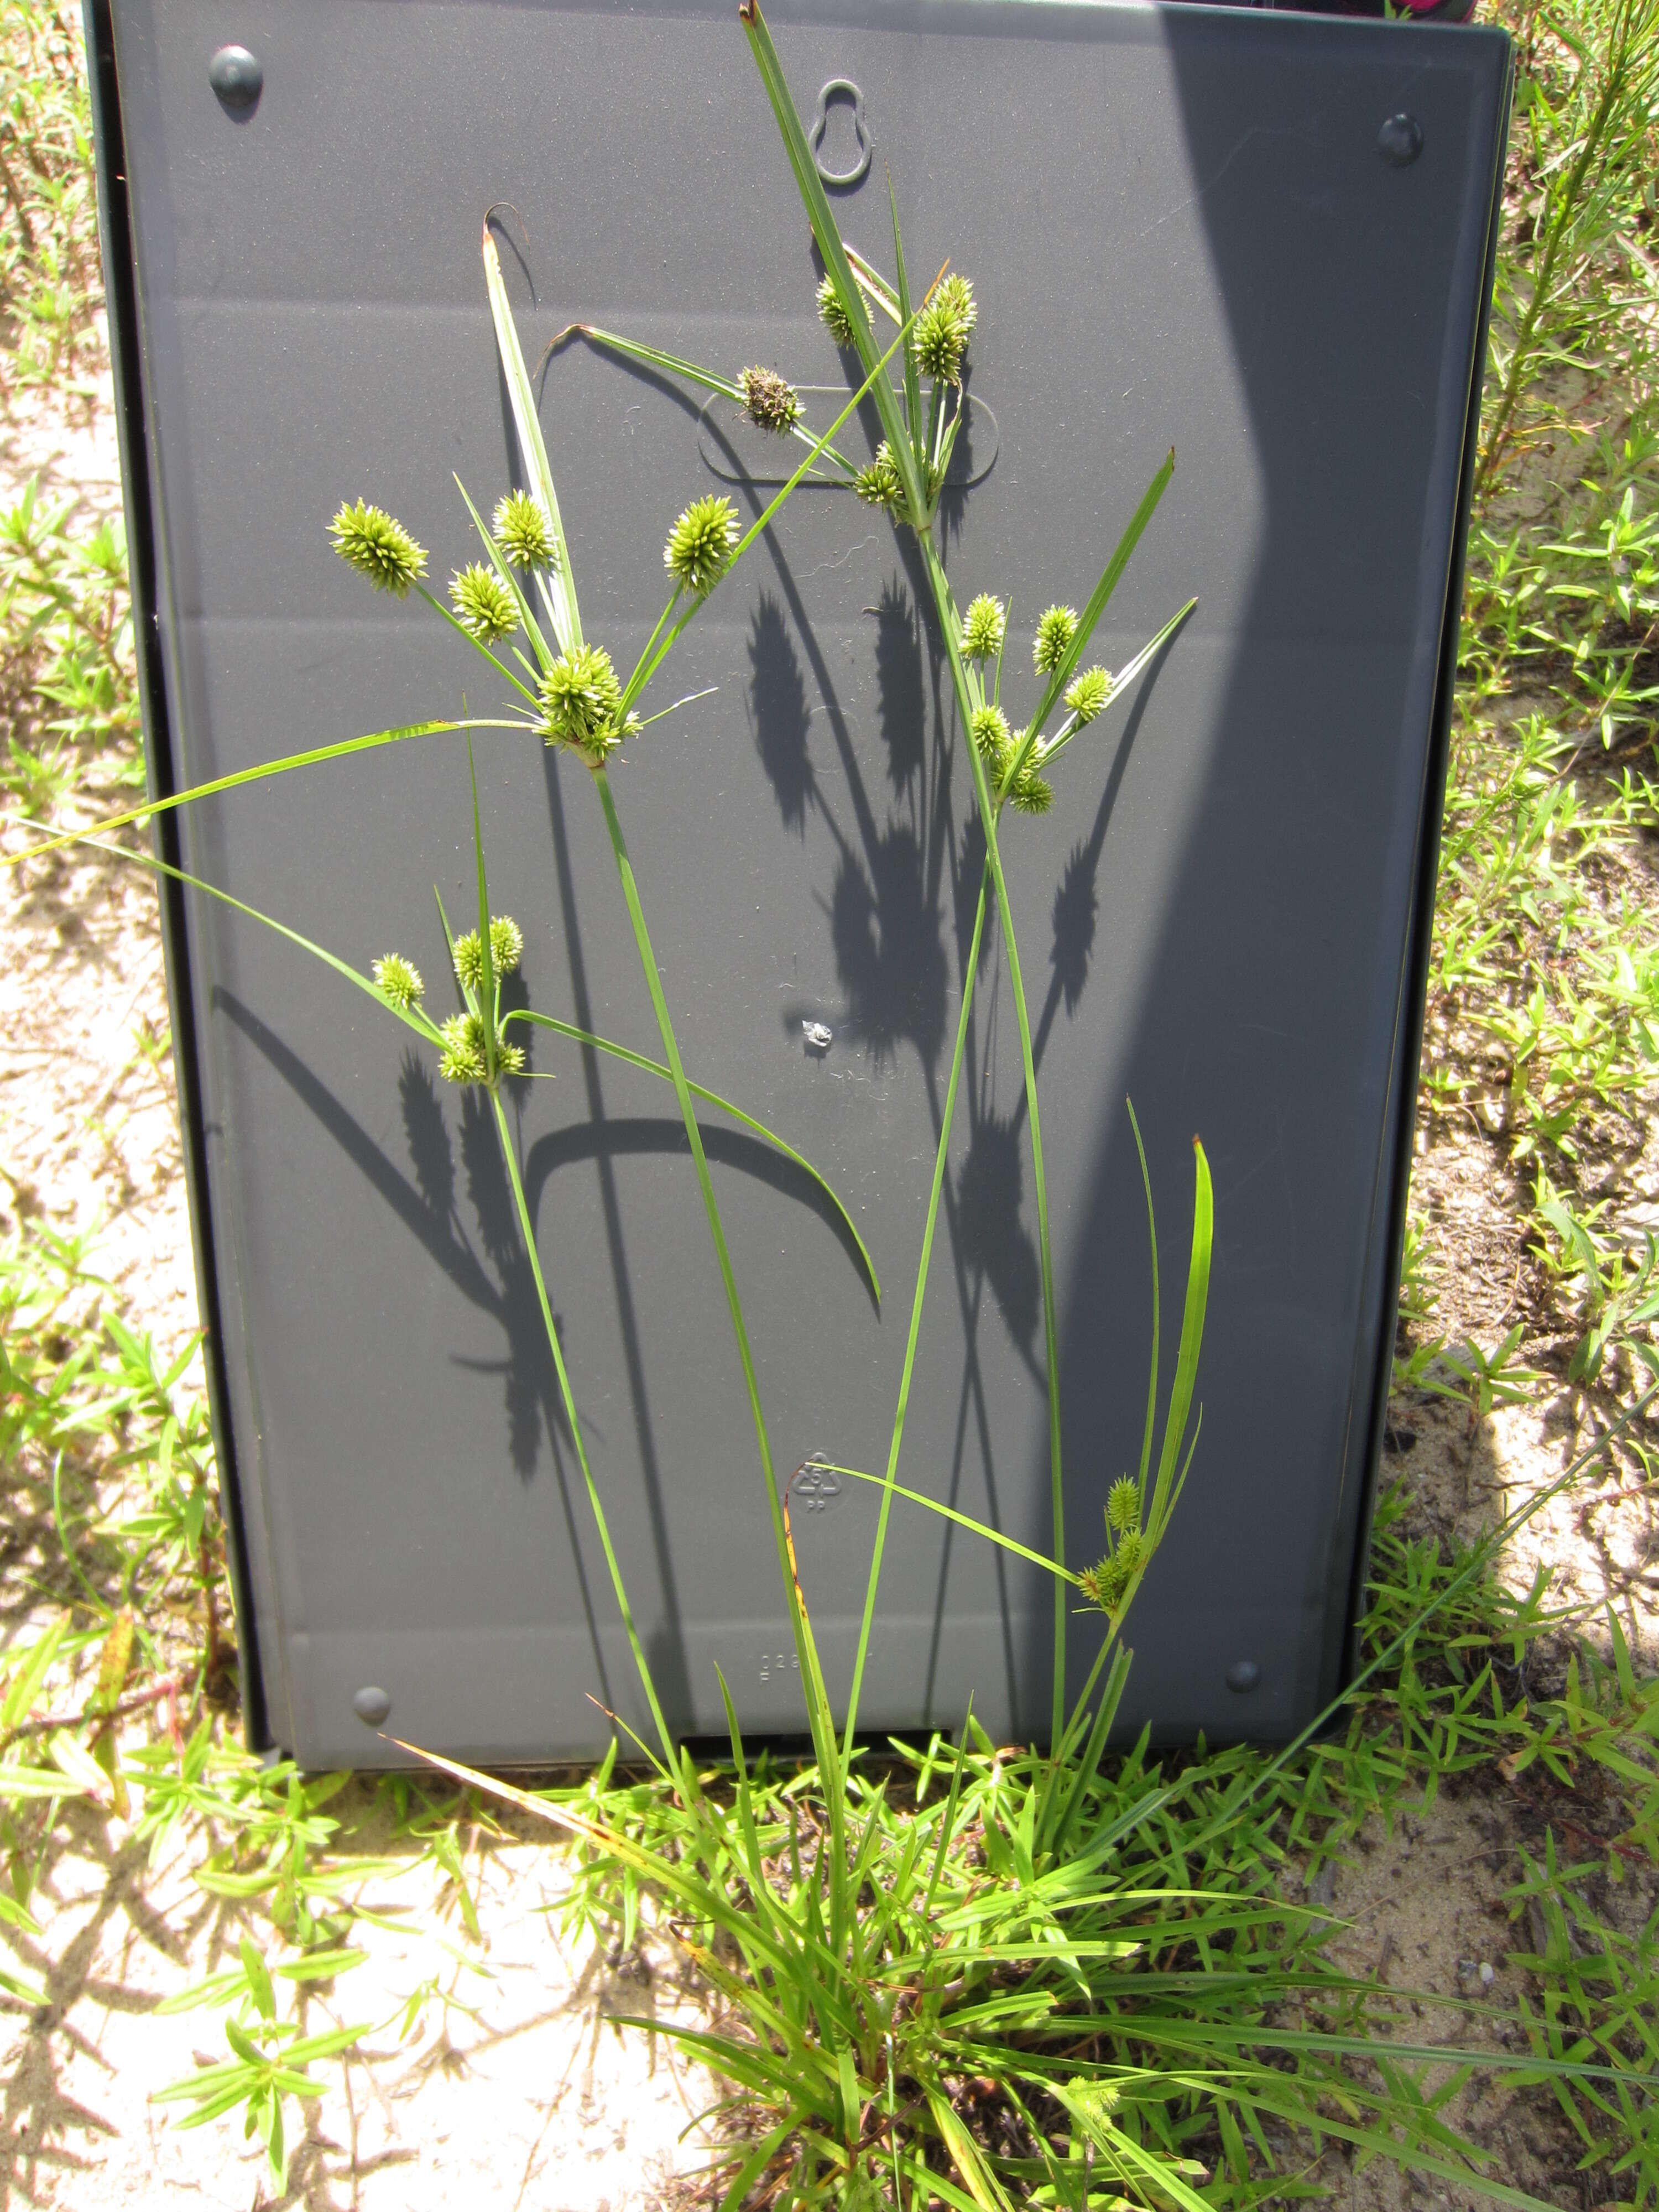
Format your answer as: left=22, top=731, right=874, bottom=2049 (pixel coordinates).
left=841, top=864, right=990, bottom=1773
left=920, top=533, right=1069, bottom=1748
left=489, top=1090, right=676, bottom=1769
left=590, top=769, right=844, bottom=1817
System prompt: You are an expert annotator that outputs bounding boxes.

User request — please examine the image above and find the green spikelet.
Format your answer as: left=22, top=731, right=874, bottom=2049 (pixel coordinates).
left=664, top=495, right=738, bottom=596
left=452, top=916, right=524, bottom=991
left=854, top=442, right=904, bottom=515
left=1009, top=765, right=1053, bottom=816
left=492, top=491, right=557, bottom=570
left=1065, top=666, right=1112, bottom=725
left=538, top=644, right=623, bottom=765
left=962, top=594, right=1006, bottom=662
left=437, top=1010, right=524, bottom=1086
left=330, top=500, right=427, bottom=597
left=816, top=273, right=858, bottom=348
left=449, top=563, right=518, bottom=645
left=1034, top=604, right=1078, bottom=674
left=1107, top=1476, right=1140, bottom=1534
left=912, top=276, right=977, bottom=385
left=969, top=703, right=1013, bottom=777
left=372, top=954, right=424, bottom=1011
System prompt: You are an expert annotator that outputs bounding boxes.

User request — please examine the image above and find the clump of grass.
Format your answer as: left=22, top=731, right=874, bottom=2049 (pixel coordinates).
left=0, top=475, right=139, bottom=816
left=0, top=0, right=105, bottom=393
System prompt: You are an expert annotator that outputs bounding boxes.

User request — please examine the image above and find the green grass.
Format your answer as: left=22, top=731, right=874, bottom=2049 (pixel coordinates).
left=1, top=0, right=1656, bottom=2201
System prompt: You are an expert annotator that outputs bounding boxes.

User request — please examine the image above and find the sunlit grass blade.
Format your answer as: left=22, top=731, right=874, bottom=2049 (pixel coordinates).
left=413, top=581, right=540, bottom=705
left=820, top=1462, right=1078, bottom=1585
left=2, top=718, right=518, bottom=870
left=1146, top=1137, right=1213, bottom=1543
left=36, top=831, right=444, bottom=1045
left=888, top=168, right=924, bottom=466
left=482, top=220, right=582, bottom=651
left=841, top=866, right=988, bottom=1765
left=466, top=740, right=497, bottom=1082
left=1026, top=448, right=1176, bottom=742
left=507, top=1010, right=878, bottom=1296
left=557, top=323, right=857, bottom=478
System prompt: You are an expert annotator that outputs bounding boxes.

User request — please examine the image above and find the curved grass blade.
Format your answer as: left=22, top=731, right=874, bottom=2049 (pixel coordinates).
left=558, top=324, right=857, bottom=479
left=507, top=1010, right=878, bottom=1297
left=817, top=1464, right=1079, bottom=1585
left=4, top=718, right=517, bottom=871
left=36, top=831, right=445, bottom=1045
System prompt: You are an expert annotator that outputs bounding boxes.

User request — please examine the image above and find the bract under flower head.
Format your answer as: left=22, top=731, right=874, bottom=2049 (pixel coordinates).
left=816, top=273, right=858, bottom=348
left=1065, top=665, right=1112, bottom=725
left=449, top=562, right=518, bottom=645
left=739, top=365, right=803, bottom=435
left=492, top=491, right=557, bottom=570
left=962, top=594, right=1006, bottom=662
left=664, top=495, right=738, bottom=596
left=539, top=644, right=624, bottom=765
left=372, top=954, right=424, bottom=1011
left=330, top=500, right=427, bottom=597
left=1034, top=604, right=1078, bottom=674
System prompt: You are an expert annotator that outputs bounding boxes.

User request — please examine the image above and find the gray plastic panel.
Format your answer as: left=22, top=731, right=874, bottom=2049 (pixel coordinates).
left=94, top=0, right=1509, bottom=1766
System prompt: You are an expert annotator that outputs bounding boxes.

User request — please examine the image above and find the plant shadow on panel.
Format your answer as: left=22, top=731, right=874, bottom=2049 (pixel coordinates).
left=17, top=7, right=1640, bottom=2206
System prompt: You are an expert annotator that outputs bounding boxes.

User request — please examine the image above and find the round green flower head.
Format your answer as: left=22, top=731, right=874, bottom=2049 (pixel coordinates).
left=330, top=500, right=427, bottom=597
left=913, top=275, right=977, bottom=386
left=969, top=703, right=1013, bottom=774
left=452, top=915, right=524, bottom=992
left=962, top=594, right=1006, bottom=662
left=1034, top=604, right=1078, bottom=674
left=372, top=954, right=424, bottom=1011
left=449, top=563, right=518, bottom=646
left=492, top=491, right=556, bottom=570
left=1107, top=1475, right=1140, bottom=1535
left=1065, top=665, right=1112, bottom=726
left=539, top=643, right=623, bottom=765
left=816, top=273, right=858, bottom=348
left=1009, top=764, right=1053, bottom=816
left=664, top=495, right=738, bottom=597
left=739, top=365, right=803, bottom=435
left=437, top=1009, right=525, bottom=1087
left=854, top=442, right=904, bottom=515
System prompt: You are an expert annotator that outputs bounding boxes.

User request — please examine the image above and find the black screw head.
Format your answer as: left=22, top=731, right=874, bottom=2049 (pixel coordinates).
left=209, top=45, right=263, bottom=114
left=1378, top=113, right=1423, bottom=168
left=352, top=1685, right=392, bottom=1726
left=1225, top=1660, right=1261, bottom=1694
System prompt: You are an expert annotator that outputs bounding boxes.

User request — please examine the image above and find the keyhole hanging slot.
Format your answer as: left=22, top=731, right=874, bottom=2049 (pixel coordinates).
left=811, top=79, right=872, bottom=189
